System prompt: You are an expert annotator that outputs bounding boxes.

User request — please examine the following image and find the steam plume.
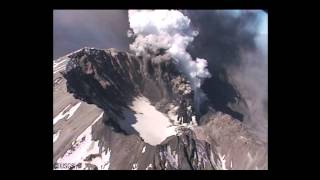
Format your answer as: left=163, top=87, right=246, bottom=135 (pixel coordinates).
left=128, top=10, right=211, bottom=113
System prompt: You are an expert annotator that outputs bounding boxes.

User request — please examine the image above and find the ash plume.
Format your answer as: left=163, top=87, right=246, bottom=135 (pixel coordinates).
left=128, top=10, right=212, bottom=114
left=183, top=10, right=268, bottom=142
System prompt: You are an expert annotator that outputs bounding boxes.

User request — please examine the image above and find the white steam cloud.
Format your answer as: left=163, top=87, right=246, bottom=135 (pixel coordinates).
left=128, top=10, right=211, bottom=89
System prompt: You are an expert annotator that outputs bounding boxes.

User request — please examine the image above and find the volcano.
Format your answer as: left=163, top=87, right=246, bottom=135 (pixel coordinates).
left=53, top=47, right=267, bottom=170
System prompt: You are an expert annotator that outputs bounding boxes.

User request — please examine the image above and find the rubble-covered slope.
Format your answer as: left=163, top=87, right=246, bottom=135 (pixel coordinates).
left=53, top=47, right=267, bottom=170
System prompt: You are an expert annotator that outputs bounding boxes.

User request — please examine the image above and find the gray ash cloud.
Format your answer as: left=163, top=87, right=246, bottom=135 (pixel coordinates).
left=53, top=10, right=130, bottom=59
left=183, top=10, right=268, bottom=142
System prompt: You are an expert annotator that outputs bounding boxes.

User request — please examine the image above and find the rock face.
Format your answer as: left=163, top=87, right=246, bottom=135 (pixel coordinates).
left=63, top=48, right=195, bottom=128
left=194, top=109, right=268, bottom=170
left=53, top=47, right=267, bottom=170
left=154, top=130, right=222, bottom=170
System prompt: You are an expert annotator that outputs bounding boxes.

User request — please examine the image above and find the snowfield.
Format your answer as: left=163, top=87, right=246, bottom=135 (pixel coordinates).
left=119, top=96, right=197, bottom=145
left=122, top=96, right=177, bottom=145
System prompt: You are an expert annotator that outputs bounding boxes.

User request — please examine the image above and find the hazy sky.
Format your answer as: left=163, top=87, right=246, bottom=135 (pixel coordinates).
left=53, top=10, right=130, bottom=59
left=53, top=9, right=268, bottom=142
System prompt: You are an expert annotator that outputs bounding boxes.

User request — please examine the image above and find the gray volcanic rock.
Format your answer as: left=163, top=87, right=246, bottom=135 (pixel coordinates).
left=193, top=109, right=268, bottom=170
left=90, top=118, right=221, bottom=170
left=154, top=129, right=221, bottom=170
left=62, top=47, right=195, bottom=130
left=53, top=47, right=267, bottom=170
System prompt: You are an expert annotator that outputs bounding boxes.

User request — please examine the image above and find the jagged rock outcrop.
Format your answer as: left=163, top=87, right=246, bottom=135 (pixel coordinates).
left=154, top=130, right=221, bottom=170
left=193, top=108, right=268, bottom=169
left=62, top=47, right=195, bottom=129
left=53, top=47, right=267, bottom=170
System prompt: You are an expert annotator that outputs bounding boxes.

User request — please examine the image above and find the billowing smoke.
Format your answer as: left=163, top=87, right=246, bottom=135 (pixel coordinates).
left=184, top=10, right=268, bottom=142
left=128, top=10, right=211, bottom=114
left=54, top=9, right=267, bottom=143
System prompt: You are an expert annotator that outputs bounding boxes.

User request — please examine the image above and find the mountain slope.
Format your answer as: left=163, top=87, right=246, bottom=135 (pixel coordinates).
left=53, top=47, right=267, bottom=170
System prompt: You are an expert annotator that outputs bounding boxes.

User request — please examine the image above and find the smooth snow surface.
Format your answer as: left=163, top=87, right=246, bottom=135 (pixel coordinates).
left=123, top=96, right=177, bottom=145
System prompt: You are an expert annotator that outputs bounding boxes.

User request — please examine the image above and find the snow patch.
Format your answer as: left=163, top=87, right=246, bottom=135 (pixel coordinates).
left=53, top=57, right=69, bottom=69
left=132, top=163, right=138, bottom=170
left=53, top=102, right=81, bottom=125
left=54, top=112, right=110, bottom=170
left=92, top=112, right=104, bottom=124
left=53, top=130, right=61, bottom=143
left=53, top=57, right=69, bottom=74
left=209, top=151, right=228, bottom=170
left=218, top=153, right=227, bottom=170
left=66, top=102, right=82, bottom=120
left=142, top=146, right=146, bottom=153
left=146, top=163, right=153, bottom=170
left=53, top=65, right=66, bottom=74
left=53, top=105, right=71, bottom=125
left=87, top=147, right=111, bottom=170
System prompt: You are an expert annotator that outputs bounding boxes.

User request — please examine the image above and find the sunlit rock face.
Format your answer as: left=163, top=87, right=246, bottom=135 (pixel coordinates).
left=53, top=47, right=267, bottom=170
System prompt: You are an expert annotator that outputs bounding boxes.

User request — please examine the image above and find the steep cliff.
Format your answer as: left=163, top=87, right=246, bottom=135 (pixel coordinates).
left=53, top=47, right=267, bottom=170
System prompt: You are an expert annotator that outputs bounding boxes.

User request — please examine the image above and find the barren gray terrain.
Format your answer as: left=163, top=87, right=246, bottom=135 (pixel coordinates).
left=53, top=48, right=267, bottom=170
